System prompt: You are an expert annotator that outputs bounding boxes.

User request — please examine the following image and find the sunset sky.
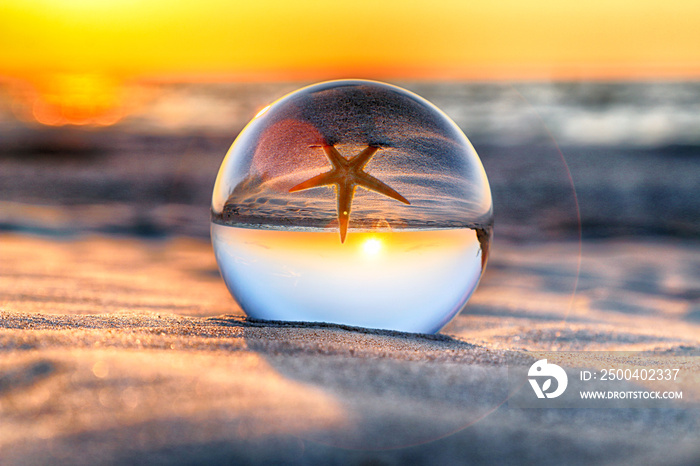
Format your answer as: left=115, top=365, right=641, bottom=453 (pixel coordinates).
left=1, top=1, right=698, bottom=126
left=2, top=0, right=699, bottom=82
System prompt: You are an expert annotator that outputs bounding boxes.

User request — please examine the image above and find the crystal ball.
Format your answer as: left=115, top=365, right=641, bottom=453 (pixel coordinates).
left=211, top=80, right=493, bottom=333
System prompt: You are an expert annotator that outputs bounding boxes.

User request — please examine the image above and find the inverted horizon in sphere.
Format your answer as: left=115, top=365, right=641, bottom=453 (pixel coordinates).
left=212, top=225, right=485, bottom=333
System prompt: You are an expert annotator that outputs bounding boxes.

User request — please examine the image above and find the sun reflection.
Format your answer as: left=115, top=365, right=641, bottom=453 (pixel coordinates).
left=361, top=237, right=383, bottom=257
left=212, top=225, right=485, bottom=333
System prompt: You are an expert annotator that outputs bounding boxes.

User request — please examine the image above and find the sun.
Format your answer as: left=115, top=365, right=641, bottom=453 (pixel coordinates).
left=29, top=73, right=124, bottom=126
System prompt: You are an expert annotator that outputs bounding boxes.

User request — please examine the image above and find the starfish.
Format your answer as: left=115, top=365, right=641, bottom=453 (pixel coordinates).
left=289, top=144, right=410, bottom=243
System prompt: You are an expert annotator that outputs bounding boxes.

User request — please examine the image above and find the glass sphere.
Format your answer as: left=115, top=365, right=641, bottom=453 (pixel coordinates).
left=211, top=80, right=493, bottom=333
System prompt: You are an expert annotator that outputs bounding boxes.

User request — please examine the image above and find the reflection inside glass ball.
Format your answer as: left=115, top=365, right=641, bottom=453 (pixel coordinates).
left=211, top=80, right=493, bottom=333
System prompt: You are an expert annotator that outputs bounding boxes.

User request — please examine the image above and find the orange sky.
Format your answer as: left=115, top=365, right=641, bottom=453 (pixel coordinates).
left=2, top=0, right=699, bottom=126
left=1, top=0, right=700, bottom=82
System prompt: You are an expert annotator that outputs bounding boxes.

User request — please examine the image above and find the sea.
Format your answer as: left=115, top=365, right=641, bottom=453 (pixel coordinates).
left=0, top=81, right=698, bottom=240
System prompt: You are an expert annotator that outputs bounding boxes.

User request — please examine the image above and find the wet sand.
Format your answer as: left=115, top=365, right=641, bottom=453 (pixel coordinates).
left=1, top=234, right=698, bottom=465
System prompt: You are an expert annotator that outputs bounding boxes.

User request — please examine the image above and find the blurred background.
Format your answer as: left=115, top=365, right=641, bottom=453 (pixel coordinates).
left=0, top=0, right=698, bottom=240
left=2, top=4, right=699, bottom=463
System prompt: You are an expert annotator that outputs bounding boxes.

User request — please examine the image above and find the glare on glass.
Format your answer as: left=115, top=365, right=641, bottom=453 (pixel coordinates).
left=211, top=80, right=493, bottom=333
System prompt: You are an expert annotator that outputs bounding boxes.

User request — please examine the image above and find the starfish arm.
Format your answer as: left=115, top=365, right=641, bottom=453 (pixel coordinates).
left=336, top=182, right=355, bottom=243
left=356, top=172, right=410, bottom=205
left=289, top=171, right=336, bottom=192
left=476, top=227, right=491, bottom=270
left=322, top=145, right=349, bottom=169
left=290, top=145, right=409, bottom=243
left=349, top=146, right=379, bottom=170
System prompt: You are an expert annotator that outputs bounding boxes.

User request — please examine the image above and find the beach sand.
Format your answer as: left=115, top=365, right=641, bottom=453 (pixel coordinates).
left=1, top=234, right=698, bottom=465
left=1, top=80, right=699, bottom=464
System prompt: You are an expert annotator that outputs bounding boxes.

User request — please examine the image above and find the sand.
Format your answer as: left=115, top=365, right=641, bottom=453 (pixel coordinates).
left=1, top=233, right=698, bottom=465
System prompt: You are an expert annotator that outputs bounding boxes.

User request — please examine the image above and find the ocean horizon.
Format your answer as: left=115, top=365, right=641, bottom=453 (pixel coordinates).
left=0, top=80, right=698, bottom=240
